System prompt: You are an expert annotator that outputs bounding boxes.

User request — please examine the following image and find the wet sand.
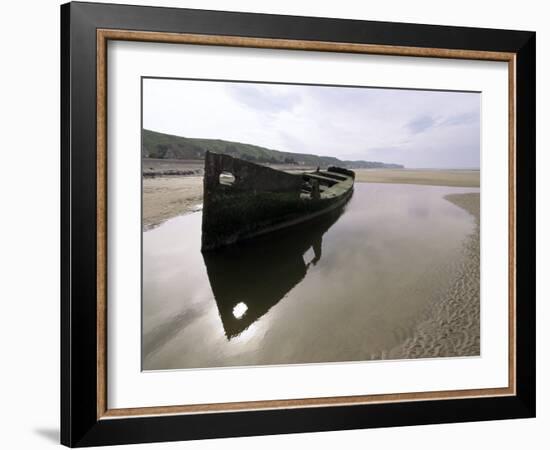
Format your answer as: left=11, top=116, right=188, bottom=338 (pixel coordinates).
left=142, top=168, right=480, bottom=363
left=143, top=183, right=480, bottom=369
left=389, top=192, right=480, bottom=359
left=354, top=169, right=480, bottom=187
left=143, top=176, right=203, bottom=230
left=142, top=169, right=480, bottom=229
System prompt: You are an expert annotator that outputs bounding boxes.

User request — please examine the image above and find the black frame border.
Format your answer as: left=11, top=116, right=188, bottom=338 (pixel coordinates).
left=61, top=2, right=535, bottom=447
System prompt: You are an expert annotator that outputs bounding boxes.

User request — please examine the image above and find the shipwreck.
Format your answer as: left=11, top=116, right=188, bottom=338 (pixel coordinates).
left=203, top=206, right=343, bottom=338
left=201, top=151, right=354, bottom=251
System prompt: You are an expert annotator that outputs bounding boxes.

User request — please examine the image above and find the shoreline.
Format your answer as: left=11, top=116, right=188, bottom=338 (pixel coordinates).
left=142, top=169, right=480, bottom=230
left=142, top=176, right=204, bottom=230
left=142, top=173, right=481, bottom=362
left=388, top=192, right=480, bottom=359
left=354, top=169, right=480, bottom=187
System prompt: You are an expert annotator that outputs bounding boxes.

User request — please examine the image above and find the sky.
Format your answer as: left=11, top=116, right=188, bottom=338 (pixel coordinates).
left=143, top=78, right=480, bottom=169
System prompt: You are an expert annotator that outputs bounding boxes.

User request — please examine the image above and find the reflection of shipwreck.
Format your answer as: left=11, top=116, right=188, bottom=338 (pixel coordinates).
left=203, top=206, right=346, bottom=339
left=201, top=152, right=355, bottom=251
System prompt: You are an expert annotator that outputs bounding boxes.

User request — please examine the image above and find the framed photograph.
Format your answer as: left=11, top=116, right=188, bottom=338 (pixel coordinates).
left=61, top=1, right=536, bottom=447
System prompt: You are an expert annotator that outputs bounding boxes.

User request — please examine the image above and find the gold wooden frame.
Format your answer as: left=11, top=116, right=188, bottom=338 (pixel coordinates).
left=96, top=29, right=517, bottom=420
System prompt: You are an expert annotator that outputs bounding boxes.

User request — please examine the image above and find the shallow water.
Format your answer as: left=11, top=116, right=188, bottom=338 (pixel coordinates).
left=143, top=183, right=479, bottom=370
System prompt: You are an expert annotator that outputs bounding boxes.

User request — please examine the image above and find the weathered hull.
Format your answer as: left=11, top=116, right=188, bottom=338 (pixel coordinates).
left=201, top=152, right=354, bottom=251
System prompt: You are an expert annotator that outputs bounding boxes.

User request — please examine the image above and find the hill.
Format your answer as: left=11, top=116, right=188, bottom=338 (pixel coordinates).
left=142, top=129, right=404, bottom=169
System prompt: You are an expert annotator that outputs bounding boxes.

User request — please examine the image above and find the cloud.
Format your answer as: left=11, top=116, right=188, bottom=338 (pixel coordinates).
left=407, top=115, right=436, bottom=134
left=227, top=84, right=301, bottom=114
left=439, top=111, right=479, bottom=127
left=278, top=131, right=307, bottom=155
left=143, top=79, right=480, bottom=169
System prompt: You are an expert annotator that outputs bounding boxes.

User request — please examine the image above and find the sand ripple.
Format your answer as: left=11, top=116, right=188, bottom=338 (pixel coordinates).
left=388, top=193, right=480, bottom=359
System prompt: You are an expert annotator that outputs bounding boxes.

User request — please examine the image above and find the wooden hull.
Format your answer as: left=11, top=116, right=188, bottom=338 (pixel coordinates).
left=201, top=152, right=354, bottom=251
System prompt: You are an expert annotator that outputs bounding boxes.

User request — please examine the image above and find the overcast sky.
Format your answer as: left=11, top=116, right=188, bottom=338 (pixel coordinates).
left=143, top=78, right=480, bottom=169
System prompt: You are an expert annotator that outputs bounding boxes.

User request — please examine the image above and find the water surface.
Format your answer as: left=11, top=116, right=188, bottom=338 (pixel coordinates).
left=143, top=183, right=478, bottom=370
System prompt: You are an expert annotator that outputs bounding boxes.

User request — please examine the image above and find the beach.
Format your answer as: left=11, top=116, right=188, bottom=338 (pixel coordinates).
left=142, top=168, right=480, bottom=229
left=142, top=166, right=480, bottom=362
left=389, top=192, right=480, bottom=359
left=143, top=176, right=204, bottom=230
left=354, top=168, right=480, bottom=187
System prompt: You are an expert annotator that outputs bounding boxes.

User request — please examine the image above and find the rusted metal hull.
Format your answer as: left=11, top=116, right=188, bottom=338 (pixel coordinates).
left=201, top=152, right=354, bottom=251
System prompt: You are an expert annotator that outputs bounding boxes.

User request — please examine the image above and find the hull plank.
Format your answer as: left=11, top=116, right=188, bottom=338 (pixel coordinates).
left=201, top=152, right=354, bottom=251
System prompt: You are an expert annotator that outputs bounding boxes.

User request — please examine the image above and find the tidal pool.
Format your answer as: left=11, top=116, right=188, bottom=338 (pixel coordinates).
left=142, top=183, right=479, bottom=370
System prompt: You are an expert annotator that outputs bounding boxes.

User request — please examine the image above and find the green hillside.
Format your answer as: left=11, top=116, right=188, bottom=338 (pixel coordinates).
left=142, top=129, right=403, bottom=169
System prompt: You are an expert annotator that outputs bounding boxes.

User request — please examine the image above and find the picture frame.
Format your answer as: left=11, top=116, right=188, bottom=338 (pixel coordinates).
left=60, top=1, right=536, bottom=447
